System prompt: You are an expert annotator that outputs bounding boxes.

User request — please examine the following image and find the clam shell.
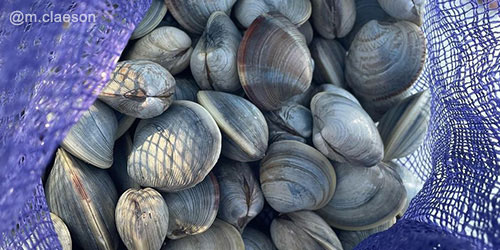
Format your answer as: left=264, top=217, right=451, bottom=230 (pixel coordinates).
left=191, top=12, right=242, bottom=93
left=335, top=217, right=395, bottom=250
left=162, top=173, right=220, bottom=239
left=377, top=90, right=430, bottom=161
left=61, top=100, right=117, bottom=169
left=127, top=27, right=193, bottom=75
left=260, top=140, right=336, bottom=213
left=114, top=111, right=136, bottom=140
left=214, top=159, right=264, bottom=232
left=50, top=213, right=72, bottom=250
left=311, top=0, right=356, bottom=39
left=242, top=227, right=276, bottom=250
left=162, top=219, right=245, bottom=250
left=108, top=134, right=140, bottom=194
left=45, top=149, right=118, bottom=250
left=286, top=83, right=320, bottom=108
left=130, top=0, right=168, bottom=40
left=128, top=100, right=222, bottom=192
left=164, top=0, right=237, bottom=34
left=378, top=0, right=424, bottom=25
left=314, top=84, right=360, bottom=105
left=173, top=77, right=199, bottom=102
left=247, top=203, right=280, bottom=235
left=265, top=103, right=313, bottom=141
left=234, top=0, right=312, bottom=28
left=311, top=92, right=384, bottom=167
left=345, top=20, right=426, bottom=120
left=115, top=188, right=169, bottom=250
left=270, top=211, right=343, bottom=250
left=197, top=91, right=268, bottom=162
left=317, top=162, right=406, bottom=230
left=98, top=60, right=176, bottom=119
left=311, top=38, right=346, bottom=88
left=238, top=12, right=314, bottom=111
left=298, top=21, right=314, bottom=45
left=386, top=161, right=424, bottom=216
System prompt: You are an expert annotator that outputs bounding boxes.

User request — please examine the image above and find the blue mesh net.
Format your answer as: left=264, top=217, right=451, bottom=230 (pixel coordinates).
left=0, top=0, right=498, bottom=249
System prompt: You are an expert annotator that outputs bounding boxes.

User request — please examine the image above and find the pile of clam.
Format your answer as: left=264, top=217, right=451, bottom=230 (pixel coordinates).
left=43, top=0, right=430, bottom=249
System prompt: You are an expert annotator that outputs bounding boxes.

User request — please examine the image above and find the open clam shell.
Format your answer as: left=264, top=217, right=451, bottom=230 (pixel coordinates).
left=311, top=0, right=356, bottom=39
left=98, top=60, right=176, bottom=119
left=265, top=103, right=313, bottom=142
left=50, top=213, right=72, bottom=250
left=130, top=0, right=167, bottom=40
left=162, top=173, right=220, bottom=239
left=115, top=188, right=169, bottom=250
left=61, top=100, right=117, bottom=169
left=191, top=12, right=242, bottom=93
left=162, top=219, right=244, bottom=250
left=311, top=38, right=346, bottom=88
left=127, top=27, right=193, bottom=75
left=108, top=134, right=140, bottom=194
left=197, top=91, right=268, bottom=162
left=242, top=227, right=276, bottom=250
left=214, top=159, right=264, bottom=232
left=45, top=149, right=118, bottom=250
left=335, top=217, right=396, bottom=250
left=234, top=0, right=312, bottom=28
left=378, top=0, right=424, bottom=25
left=173, top=77, right=199, bottom=102
left=128, top=100, right=222, bottom=192
left=378, top=90, right=430, bottom=161
left=317, top=162, right=406, bottom=231
left=238, top=12, right=313, bottom=111
left=311, top=91, right=384, bottom=167
left=270, top=211, right=343, bottom=250
left=260, top=140, right=336, bottom=213
left=345, top=20, right=426, bottom=121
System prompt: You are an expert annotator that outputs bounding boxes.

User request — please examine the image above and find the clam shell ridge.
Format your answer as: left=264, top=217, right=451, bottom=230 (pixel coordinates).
left=311, top=38, right=346, bottom=88
left=265, top=103, right=313, bottom=139
left=197, top=91, right=268, bottom=162
left=260, top=140, right=336, bottom=213
left=378, top=0, right=424, bottom=25
left=128, top=100, right=222, bottom=192
left=238, top=12, right=313, bottom=111
left=50, top=213, right=72, bottom=250
left=311, top=0, right=356, bottom=39
left=130, top=0, right=167, bottom=40
left=173, top=77, right=200, bottom=102
left=61, top=100, right=117, bottom=169
left=311, top=92, right=384, bottom=167
left=234, top=0, right=312, bottom=28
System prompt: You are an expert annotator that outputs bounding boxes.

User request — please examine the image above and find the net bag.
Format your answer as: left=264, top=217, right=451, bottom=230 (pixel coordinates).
left=0, top=0, right=498, bottom=249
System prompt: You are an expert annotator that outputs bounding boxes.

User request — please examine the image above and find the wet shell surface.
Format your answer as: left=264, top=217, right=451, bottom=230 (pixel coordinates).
left=317, top=162, right=406, bottom=230
left=311, top=91, right=384, bottom=167
left=115, top=188, right=169, bottom=250
left=50, top=213, right=72, bottom=250
left=311, top=38, right=346, bottom=88
left=238, top=12, right=314, bottom=111
left=130, top=0, right=168, bottom=40
left=98, top=60, right=176, bottom=119
left=45, top=149, right=119, bottom=250
left=197, top=91, right=268, bottom=162
left=173, top=76, right=199, bottom=102
left=128, top=100, right=222, bottom=192
left=260, top=140, right=336, bottom=213
left=311, top=0, right=356, bottom=39
left=386, top=161, right=424, bottom=215
left=214, top=159, right=264, bottom=232
left=265, top=103, right=313, bottom=142
left=162, top=173, right=220, bottom=239
left=335, top=217, right=395, bottom=250
left=378, top=0, right=424, bottom=25
left=108, top=134, right=140, bottom=194
left=234, top=0, right=312, bottom=28
left=242, top=227, right=276, bottom=250
left=191, top=12, right=242, bottom=93
left=162, top=219, right=245, bottom=250
left=61, top=100, right=117, bottom=169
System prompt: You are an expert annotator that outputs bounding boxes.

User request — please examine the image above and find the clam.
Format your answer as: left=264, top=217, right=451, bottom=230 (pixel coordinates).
left=128, top=100, right=222, bottom=192
left=191, top=12, right=242, bottom=93
left=270, top=211, right=343, bottom=250
left=61, top=100, right=117, bottom=169
left=130, top=0, right=168, bottom=40
left=386, top=161, right=424, bottom=216
left=317, top=162, right=406, bottom=230
left=50, top=213, right=72, bottom=250
left=126, top=27, right=192, bottom=75
left=197, top=91, right=268, bottom=162
left=311, top=0, right=356, bottom=39
left=45, top=149, right=119, bottom=250
left=98, top=60, right=176, bottom=119
left=298, top=21, right=314, bottom=45
left=162, top=173, right=220, bottom=239
left=377, top=90, right=430, bottom=161
left=315, top=84, right=360, bottom=104
left=335, top=218, right=396, bottom=250
left=164, top=0, right=237, bottom=34
left=115, top=188, right=169, bottom=250
left=378, top=0, right=424, bottom=25
left=234, top=0, right=312, bottom=28
left=311, top=92, right=384, bottom=167
left=173, top=76, right=199, bottom=102
left=214, top=159, right=264, bottom=232
left=311, top=38, right=346, bottom=88
left=345, top=20, right=426, bottom=121
left=260, top=140, right=336, bottom=213
left=115, top=111, right=136, bottom=140
left=162, top=219, right=244, bottom=250
left=108, top=134, right=140, bottom=194
left=265, top=103, right=313, bottom=143
left=242, top=227, right=276, bottom=250
left=238, top=12, right=314, bottom=111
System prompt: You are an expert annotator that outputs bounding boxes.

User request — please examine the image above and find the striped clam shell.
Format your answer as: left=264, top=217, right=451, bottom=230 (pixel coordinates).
left=378, top=0, right=424, bottom=25
left=234, top=0, right=312, bottom=28
left=311, top=0, right=356, bottom=39
left=50, top=213, right=72, bottom=250
left=108, top=134, right=140, bottom=194
left=173, top=77, right=199, bottom=102
left=265, top=103, right=313, bottom=143
left=311, top=38, right=346, bottom=88
left=242, top=227, right=276, bottom=250
left=130, top=0, right=167, bottom=40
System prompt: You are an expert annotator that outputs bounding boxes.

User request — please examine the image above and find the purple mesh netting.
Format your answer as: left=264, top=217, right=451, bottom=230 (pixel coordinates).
left=0, top=0, right=498, bottom=249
